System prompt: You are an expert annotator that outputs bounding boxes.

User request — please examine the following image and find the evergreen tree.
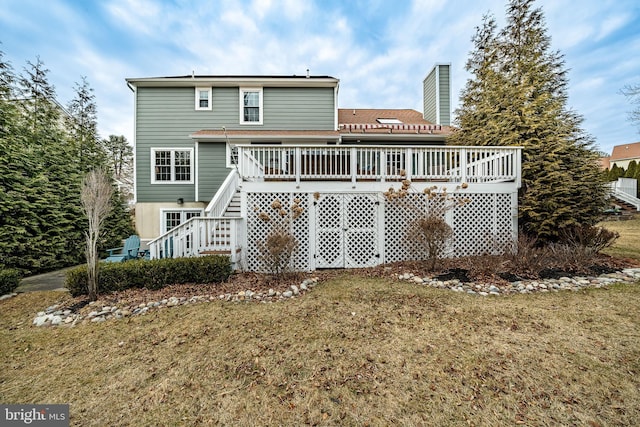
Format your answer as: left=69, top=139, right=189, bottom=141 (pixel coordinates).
left=449, top=0, right=607, bottom=241
left=67, top=76, right=105, bottom=171
left=14, top=57, right=85, bottom=272
left=0, top=49, right=134, bottom=274
left=101, top=188, right=135, bottom=252
left=0, top=49, right=34, bottom=271
left=101, top=134, right=134, bottom=200
left=608, top=164, right=625, bottom=181
left=624, top=160, right=637, bottom=178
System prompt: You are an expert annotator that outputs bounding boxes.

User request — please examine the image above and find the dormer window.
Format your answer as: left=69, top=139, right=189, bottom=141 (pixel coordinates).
left=377, top=118, right=403, bottom=124
left=240, top=87, right=263, bottom=125
left=195, top=87, right=212, bottom=110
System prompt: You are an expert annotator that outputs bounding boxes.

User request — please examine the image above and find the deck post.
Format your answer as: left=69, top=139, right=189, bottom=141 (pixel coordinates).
left=295, top=147, right=301, bottom=187
left=460, top=147, right=468, bottom=184
left=193, top=219, right=201, bottom=256
left=351, top=147, right=357, bottom=187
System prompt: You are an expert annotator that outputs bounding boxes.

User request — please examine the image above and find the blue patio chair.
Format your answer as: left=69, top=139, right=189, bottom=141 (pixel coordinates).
left=104, top=235, right=141, bottom=262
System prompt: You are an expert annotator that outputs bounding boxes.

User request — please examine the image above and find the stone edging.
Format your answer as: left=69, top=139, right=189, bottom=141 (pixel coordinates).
left=24, top=268, right=640, bottom=327
left=396, top=268, right=640, bottom=296
left=31, top=278, right=320, bottom=327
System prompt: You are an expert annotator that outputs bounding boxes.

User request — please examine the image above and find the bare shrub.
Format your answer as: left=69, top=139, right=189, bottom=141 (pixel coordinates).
left=560, top=225, right=619, bottom=254
left=506, top=226, right=619, bottom=277
left=385, top=179, right=471, bottom=271
left=406, top=216, right=453, bottom=270
left=257, top=226, right=299, bottom=278
left=255, top=196, right=303, bottom=279
left=542, top=226, right=621, bottom=273
left=461, top=254, right=508, bottom=281
left=80, top=169, right=113, bottom=301
left=505, top=233, right=552, bottom=278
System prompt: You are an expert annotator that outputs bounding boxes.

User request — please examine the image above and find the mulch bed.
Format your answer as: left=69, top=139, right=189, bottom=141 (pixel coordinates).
left=58, top=254, right=640, bottom=314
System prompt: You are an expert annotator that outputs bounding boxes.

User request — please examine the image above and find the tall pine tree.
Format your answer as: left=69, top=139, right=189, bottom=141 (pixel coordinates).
left=66, top=76, right=105, bottom=171
left=449, top=0, right=607, bottom=241
left=0, top=49, right=35, bottom=270
left=13, top=58, right=85, bottom=272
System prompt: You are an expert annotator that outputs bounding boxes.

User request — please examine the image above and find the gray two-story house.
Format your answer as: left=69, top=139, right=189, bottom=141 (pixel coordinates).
left=127, top=64, right=521, bottom=271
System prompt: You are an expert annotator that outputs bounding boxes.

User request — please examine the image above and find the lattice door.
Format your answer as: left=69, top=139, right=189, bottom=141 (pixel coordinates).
left=315, top=194, right=378, bottom=268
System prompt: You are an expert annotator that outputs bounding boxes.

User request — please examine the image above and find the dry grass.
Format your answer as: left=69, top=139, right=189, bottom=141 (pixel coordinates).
left=600, top=216, right=640, bottom=260
left=1, top=277, right=640, bottom=426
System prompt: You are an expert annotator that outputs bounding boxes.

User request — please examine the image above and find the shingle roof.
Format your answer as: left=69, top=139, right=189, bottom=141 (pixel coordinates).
left=338, top=109, right=453, bottom=135
left=610, top=142, right=640, bottom=161
left=338, top=109, right=431, bottom=125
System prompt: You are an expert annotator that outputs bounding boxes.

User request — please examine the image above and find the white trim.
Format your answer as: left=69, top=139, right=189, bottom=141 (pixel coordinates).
left=132, top=85, right=138, bottom=203
left=194, top=141, right=199, bottom=199
left=150, top=147, right=195, bottom=184
left=159, top=208, right=204, bottom=233
left=334, top=84, right=339, bottom=130
left=195, top=87, right=212, bottom=110
left=435, top=66, right=440, bottom=126
left=239, top=87, right=263, bottom=125
left=127, top=77, right=339, bottom=88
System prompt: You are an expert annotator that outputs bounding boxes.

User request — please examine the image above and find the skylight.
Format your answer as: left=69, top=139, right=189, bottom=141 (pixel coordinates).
left=377, top=118, right=403, bottom=124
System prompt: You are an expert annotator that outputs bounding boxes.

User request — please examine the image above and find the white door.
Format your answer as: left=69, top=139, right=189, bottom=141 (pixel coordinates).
left=315, top=194, right=379, bottom=268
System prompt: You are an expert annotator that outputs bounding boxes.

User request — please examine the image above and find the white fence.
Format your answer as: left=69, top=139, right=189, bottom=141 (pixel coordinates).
left=608, top=178, right=640, bottom=210
left=609, top=177, right=637, bottom=198
left=237, top=145, right=522, bottom=185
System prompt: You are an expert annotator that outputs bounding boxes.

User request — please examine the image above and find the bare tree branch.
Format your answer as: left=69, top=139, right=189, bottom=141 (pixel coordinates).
left=81, top=169, right=113, bottom=301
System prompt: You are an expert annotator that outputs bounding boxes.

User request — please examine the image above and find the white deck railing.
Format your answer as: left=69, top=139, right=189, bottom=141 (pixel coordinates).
left=236, top=145, right=521, bottom=186
left=148, top=217, right=243, bottom=262
left=205, top=169, right=239, bottom=217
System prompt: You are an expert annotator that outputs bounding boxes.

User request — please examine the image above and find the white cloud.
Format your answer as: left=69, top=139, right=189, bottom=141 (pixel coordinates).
left=596, top=14, right=631, bottom=41
left=3, top=0, right=639, bottom=153
left=104, top=0, right=163, bottom=36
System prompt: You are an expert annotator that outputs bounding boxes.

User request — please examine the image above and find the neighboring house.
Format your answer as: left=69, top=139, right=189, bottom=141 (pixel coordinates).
left=126, top=64, right=522, bottom=271
left=605, top=141, right=640, bottom=170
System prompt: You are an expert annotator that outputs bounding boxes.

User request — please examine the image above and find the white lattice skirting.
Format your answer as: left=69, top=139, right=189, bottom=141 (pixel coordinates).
left=245, top=191, right=517, bottom=272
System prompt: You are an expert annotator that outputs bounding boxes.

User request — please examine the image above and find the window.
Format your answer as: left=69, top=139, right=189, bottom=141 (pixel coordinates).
left=239, top=87, right=263, bottom=124
left=162, top=209, right=202, bottom=232
left=377, top=118, right=403, bottom=124
left=195, top=87, right=212, bottom=110
left=151, top=148, right=194, bottom=183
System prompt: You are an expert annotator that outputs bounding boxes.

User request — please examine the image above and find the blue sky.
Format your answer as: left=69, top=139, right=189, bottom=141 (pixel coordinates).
left=1, top=0, right=638, bottom=155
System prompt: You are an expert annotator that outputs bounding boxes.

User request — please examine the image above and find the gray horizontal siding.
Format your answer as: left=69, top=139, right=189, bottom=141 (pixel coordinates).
left=197, top=143, right=228, bottom=202
left=438, top=65, right=451, bottom=126
left=423, top=70, right=437, bottom=124
left=136, top=85, right=335, bottom=203
left=263, top=88, right=335, bottom=130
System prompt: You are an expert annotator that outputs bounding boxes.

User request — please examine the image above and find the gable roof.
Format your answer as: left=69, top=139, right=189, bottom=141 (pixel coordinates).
left=611, top=142, right=640, bottom=161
